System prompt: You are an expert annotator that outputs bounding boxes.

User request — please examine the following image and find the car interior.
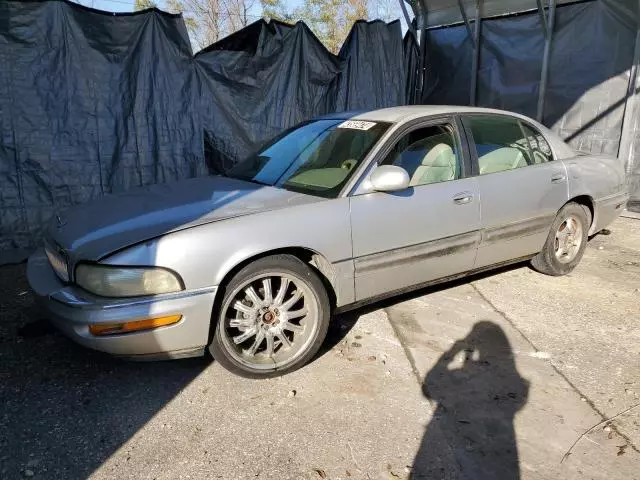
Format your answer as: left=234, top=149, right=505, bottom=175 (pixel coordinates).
left=409, top=140, right=457, bottom=186
left=285, top=123, right=384, bottom=191
left=284, top=116, right=554, bottom=192
left=385, top=126, right=460, bottom=187
left=467, top=116, right=553, bottom=175
left=477, top=147, right=528, bottom=174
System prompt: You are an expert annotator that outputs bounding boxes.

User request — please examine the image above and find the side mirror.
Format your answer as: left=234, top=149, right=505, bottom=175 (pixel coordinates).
left=369, top=165, right=410, bottom=192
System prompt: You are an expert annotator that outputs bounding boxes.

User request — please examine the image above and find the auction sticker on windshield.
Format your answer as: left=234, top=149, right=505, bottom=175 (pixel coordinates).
left=337, top=120, right=377, bottom=130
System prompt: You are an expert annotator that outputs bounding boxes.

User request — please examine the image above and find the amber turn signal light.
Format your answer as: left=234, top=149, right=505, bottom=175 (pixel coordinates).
left=89, top=315, right=182, bottom=336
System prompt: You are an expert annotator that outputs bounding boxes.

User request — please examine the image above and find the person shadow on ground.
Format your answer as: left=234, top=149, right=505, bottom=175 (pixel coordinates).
left=411, top=321, right=530, bottom=479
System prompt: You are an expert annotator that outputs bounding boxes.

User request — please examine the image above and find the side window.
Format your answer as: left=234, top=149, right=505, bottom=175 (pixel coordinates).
left=522, top=123, right=554, bottom=164
left=467, top=116, right=533, bottom=175
left=381, top=124, right=461, bottom=187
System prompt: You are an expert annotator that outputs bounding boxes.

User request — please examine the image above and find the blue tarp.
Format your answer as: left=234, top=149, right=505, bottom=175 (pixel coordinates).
left=0, top=0, right=406, bottom=263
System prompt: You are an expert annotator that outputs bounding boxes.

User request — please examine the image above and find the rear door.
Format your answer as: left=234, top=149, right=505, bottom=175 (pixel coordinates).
left=349, top=116, right=481, bottom=301
left=462, top=114, right=569, bottom=268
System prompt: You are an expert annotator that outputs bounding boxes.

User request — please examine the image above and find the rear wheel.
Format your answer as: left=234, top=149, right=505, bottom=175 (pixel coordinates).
left=209, top=254, right=330, bottom=378
left=531, top=202, right=589, bottom=276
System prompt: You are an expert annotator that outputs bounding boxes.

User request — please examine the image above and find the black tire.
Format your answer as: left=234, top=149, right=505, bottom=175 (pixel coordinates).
left=209, top=254, right=331, bottom=379
left=531, top=202, right=590, bottom=276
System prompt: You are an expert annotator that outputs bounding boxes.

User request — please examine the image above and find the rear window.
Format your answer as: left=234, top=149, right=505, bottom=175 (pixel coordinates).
left=465, top=115, right=553, bottom=175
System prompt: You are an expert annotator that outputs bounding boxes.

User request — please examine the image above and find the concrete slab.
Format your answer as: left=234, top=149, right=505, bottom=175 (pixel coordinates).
left=472, top=218, right=640, bottom=448
left=387, top=285, right=638, bottom=479
left=0, top=276, right=431, bottom=480
left=386, top=217, right=640, bottom=479
left=91, top=310, right=433, bottom=480
left=1, top=217, right=638, bottom=480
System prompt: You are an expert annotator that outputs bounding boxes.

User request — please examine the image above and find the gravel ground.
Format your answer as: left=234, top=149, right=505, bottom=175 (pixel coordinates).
left=0, top=217, right=638, bottom=479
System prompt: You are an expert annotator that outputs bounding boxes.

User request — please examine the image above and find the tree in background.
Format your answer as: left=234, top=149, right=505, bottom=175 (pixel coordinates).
left=134, top=0, right=400, bottom=54
left=282, top=0, right=397, bottom=54
left=134, top=0, right=158, bottom=9
left=370, top=0, right=400, bottom=23
left=260, top=0, right=293, bottom=23
left=280, top=0, right=368, bottom=54
left=184, top=0, right=221, bottom=48
left=136, top=0, right=258, bottom=50
left=225, top=0, right=258, bottom=33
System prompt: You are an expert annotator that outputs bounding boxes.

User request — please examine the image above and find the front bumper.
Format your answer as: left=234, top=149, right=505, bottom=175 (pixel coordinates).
left=27, top=249, right=217, bottom=359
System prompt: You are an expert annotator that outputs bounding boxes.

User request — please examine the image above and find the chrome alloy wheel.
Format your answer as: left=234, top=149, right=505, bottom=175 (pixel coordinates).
left=554, top=214, right=584, bottom=264
left=219, top=273, right=319, bottom=370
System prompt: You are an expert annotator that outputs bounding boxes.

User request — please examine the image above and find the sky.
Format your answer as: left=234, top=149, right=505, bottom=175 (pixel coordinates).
left=88, top=0, right=304, bottom=15
left=89, top=0, right=135, bottom=12
left=82, top=0, right=409, bottom=36
left=86, top=0, right=406, bottom=24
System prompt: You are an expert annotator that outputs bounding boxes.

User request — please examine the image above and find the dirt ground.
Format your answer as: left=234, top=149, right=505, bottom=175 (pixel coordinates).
left=0, top=217, right=638, bottom=479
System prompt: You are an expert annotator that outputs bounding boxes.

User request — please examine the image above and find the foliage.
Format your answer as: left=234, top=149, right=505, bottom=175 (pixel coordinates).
left=260, top=0, right=293, bottom=23
left=274, top=0, right=398, bottom=55
left=150, top=0, right=259, bottom=51
left=135, top=0, right=401, bottom=54
left=292, top=0, right=369, bottom=54
left=134, top=0, right=159, bottom=9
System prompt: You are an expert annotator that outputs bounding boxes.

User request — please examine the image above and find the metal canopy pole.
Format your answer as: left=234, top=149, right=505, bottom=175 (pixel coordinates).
left=469, top=0, right=482, bottom=106
left=419, top=0, right=429, bottom=100
left=536, top=0, right=549, bottom=39
left=457, top=0, right=476, bottom=47
left=398, top=0, right=418, bottom=41
left=409, top=0, right=429, bottom=103
left=618, top=0, right=640, bottom=176
left=536, top=0, right=556, bottom=121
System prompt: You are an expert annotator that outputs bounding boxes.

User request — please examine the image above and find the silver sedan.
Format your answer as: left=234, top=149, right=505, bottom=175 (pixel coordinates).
left=28, top=106, right=629, bottom=377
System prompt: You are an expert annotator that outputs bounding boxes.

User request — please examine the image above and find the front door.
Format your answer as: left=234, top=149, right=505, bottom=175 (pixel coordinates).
left=462, top=114, right=569, bottom=268
left=349, top=118, right=481, bottom=301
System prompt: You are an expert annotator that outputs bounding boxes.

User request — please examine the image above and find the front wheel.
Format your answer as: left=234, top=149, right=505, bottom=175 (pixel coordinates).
left=209, top=254, right=330, bottom=378
left=531, top=202, right=589, bottom=276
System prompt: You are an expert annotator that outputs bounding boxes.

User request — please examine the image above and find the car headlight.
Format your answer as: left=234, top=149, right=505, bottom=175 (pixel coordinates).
left=75, top=264, right=184, bottom=298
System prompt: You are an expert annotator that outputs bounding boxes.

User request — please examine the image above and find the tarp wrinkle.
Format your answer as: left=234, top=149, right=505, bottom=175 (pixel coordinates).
left=421, top=0, right=640, bottom=212
left=2, top=0, right=639, bottom=265
left=0, top=1, right=405, bottom=263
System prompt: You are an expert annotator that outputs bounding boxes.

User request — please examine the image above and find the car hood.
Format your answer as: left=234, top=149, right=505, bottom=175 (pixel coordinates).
left=48, top=175, right=323, bottom=261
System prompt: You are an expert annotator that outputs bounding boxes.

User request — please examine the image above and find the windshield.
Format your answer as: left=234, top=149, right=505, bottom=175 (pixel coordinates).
left=225, top=119, right=390, bottom=198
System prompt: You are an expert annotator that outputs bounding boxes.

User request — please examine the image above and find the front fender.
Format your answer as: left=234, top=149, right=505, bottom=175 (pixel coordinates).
left=102, top=197, right=354, bottom=299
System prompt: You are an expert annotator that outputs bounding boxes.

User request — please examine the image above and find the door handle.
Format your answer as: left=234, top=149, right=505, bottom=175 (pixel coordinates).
left=551, top=173, right=566, bottom=183
left=453, top=192, right=473, bottom=205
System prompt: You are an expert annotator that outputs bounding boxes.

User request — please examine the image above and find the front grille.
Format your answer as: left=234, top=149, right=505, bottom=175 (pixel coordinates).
left=45, top=242, right=69, bottom=282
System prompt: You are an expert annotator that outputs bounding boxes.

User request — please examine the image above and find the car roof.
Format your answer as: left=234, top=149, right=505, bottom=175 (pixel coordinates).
left=348, top=105, right=533, bottom=123
left=318, top=105, right=576, bottom=159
